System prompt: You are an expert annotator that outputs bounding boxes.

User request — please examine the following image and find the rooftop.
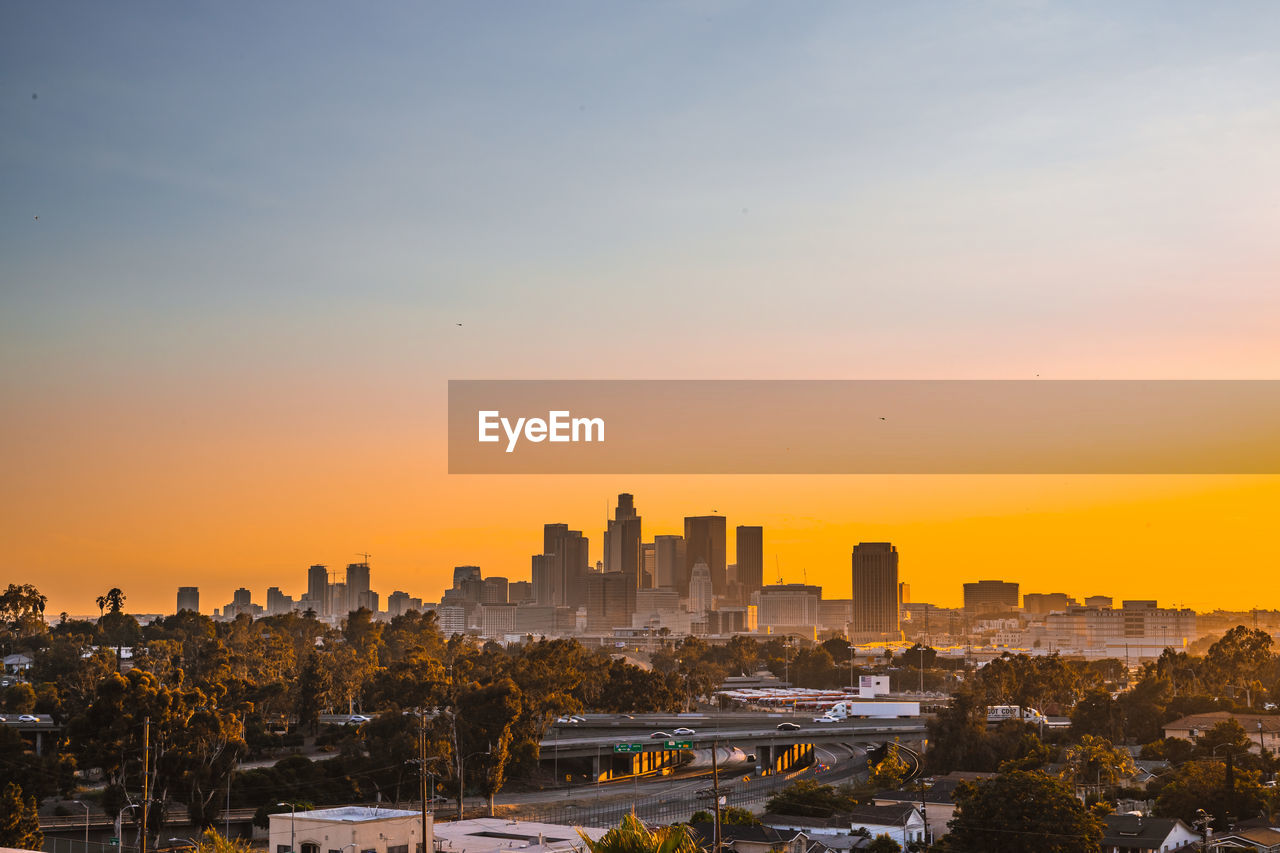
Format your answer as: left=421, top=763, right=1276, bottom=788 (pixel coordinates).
left=1099, top=815, right=1187, bottom=847
left=432, top=818, right=606, bottom=853
left=292, top=807, right=420, bottom=823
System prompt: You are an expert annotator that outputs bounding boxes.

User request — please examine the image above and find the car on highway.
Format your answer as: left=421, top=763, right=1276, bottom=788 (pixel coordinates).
left=673, top=727, right=696, bottom=736
left=776, top=722, right=801, bottom=731
left=345, top=715, right=372, bottom=725
left=649, top=731, right=672, bottom=739
left=813, top=714, right=839, bottom=723
left=17, top=714, right=39, bottom=723
left=556, top=714, right=587, bottom=724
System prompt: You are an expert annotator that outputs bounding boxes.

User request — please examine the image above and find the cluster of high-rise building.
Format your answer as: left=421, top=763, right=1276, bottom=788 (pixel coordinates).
left=172, top=492, right=1198, bottom=663
left=904, top=580, right=1197, bottom=662
left=175, top=493, right=907, bottom=644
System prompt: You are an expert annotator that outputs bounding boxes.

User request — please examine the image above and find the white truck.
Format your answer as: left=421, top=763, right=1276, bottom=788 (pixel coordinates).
left=986, top=705, right=1046, bottom=723
left=811, top=700, right=920, bottom=722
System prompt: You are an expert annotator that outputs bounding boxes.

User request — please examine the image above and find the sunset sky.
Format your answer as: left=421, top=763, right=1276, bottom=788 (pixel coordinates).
left=3, top=2, right=1279, bottom=616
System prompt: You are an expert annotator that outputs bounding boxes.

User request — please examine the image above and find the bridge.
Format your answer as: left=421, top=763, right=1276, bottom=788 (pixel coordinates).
left=537, top=712, right=925, bottom=782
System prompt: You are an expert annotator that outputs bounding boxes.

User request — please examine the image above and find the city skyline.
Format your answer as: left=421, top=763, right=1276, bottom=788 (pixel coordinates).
left=94, top=483, right=1270, bottom=622
left=22, top=473, right=1280, bottom=614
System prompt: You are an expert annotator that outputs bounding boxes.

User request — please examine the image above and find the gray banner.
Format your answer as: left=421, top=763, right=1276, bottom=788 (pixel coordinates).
left=448, top=380, right=1280, bottom=474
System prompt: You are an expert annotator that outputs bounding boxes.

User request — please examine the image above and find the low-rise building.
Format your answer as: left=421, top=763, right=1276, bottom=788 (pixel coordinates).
left=268, top=806, right=427, bottom=853
left=1099, top=814, right=1197, bottom=852
left=763, top=804, right=925, bottom=850
left=1163, top=712, right=1280, bottom=754
left=1208, top=827, right=1280, bottom=850
left=431, top=818, right=605, bottom=853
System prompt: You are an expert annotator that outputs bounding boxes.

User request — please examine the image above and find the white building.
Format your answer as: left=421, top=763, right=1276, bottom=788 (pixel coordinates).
left=269, top=807, right=427, bottom=853
left=431, top=818, right=606, bottom=853
left=1041, top=600, right=1196, bottom=661
left=689, top=561, right=714, bottom=618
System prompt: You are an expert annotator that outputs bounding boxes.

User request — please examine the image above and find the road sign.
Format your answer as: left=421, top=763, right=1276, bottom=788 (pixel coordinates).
left=109, top=839, right=120, bottom=846
left=613, top=743, right=643, bottom=753
left=665, top=740, right=693, bottom=749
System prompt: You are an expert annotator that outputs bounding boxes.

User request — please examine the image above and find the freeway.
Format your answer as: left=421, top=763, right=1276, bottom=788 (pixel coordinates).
left=538, top=711, right=924, bottom=757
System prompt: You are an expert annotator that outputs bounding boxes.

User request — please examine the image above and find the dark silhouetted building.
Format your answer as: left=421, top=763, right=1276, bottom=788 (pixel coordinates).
left=684, top=515, right=726, bottom=597
left=534, top=524, right=590, bottom=608
left=736, top=525, right=763, bottom=602
left=851, top=542, right=901, bottom=641
left=963, top=580, right=1020, bottom=613
left=176, top=586, right=200, bottom=614
left=654, top=535, right=685, bottom=590
left=604, top=493, right=642, bottom=601
left=307, top=564, right=330, bottom=616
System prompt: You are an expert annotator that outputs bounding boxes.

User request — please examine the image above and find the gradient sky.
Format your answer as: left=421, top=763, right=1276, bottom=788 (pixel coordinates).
left=3, top=2, right=1279, bottom=616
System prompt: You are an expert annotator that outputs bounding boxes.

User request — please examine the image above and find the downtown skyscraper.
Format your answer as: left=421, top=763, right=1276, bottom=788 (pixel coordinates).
left=851, top=542, right=902, bottom=641
left=683, top=515, right=726, bottom=597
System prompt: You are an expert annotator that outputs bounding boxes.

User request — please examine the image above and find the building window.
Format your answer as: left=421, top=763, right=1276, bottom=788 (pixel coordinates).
left=278, top=847, right=291, bottom=853
left=389, top=846, right=409, bottom=853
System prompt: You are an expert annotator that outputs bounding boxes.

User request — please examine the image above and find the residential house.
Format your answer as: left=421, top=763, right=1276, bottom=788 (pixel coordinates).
left=873, top=772, right=995, bottom=840
left=763, top=805, right=926, bottom=850
left=1100, top=814, right=1198, bottom=853
left=1208, top=826, right=1280, bottom=850
left=686, top=822, right=808, bottom=853
left=1163, top=712, right=1280, bottom=754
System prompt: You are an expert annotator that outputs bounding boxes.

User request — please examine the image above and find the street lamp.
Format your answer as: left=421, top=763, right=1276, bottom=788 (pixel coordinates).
left=276, top=803, right=297, bottom=853
left=458, top=750, right=490, bottom=820
left=71, top=800, right=90, bottom=853
left=168, top=838, right=199, bottom=850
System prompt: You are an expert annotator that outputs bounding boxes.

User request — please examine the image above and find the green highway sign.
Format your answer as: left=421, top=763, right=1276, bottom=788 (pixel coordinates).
left=665, top=740, right=693, bottom=749
left=614, top=743, right=643, bottom=753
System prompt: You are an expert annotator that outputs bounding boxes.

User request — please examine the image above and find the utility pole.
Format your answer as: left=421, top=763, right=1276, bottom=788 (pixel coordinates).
left=141, top=717, right=150, bottom=853
left=418, top=711, right=429, bottom=853
left=712, top=739, right=722, bottom=853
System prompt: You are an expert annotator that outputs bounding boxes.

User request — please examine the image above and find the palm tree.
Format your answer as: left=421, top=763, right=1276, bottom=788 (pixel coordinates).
left=105, top=588, right=126, bottom=614
left=578, top=814, right=701, bottom=853
left=96, top=595, right=107, bottom=619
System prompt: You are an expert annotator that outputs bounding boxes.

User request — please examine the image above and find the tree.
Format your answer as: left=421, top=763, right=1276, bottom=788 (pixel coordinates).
left=0, top=782, right=43, bottom=850
left=0, top=583, right=48, bottom=652
left=865, top=836, right=901, bottom=853
left=924, top=689, right=991, bottom=773
left=869, top=744, right=911, bottom=790
left=455, top=677, right=523, bottom=814
left=1070, top=688, right=1123, bottom=743
left=578, top=813, right=701, bottom=853
left=295, top=649, right=332, bottom=735
left=765, top=779, right=860, bottom=817
left=1204, top=626, right=1274, bottom=706
left=184, top=828, right=257, bottom=853
left=1058, top=735, right=1138, bottom=797
left=944, top=770, right=1103, bottom=853
left=1153, top=760, right=1268, bottom=830
left=689, top=807, right=759, bottom=826
left=0, top=724, right=77, bottom=801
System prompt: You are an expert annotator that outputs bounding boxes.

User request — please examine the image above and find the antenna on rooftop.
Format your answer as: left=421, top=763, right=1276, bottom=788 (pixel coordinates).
left=775, top=555, right=783, bottom=585
left=355, top=552, right=370, bottom=564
